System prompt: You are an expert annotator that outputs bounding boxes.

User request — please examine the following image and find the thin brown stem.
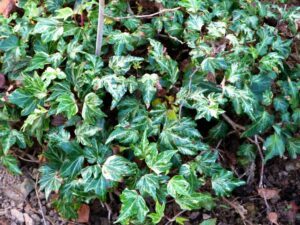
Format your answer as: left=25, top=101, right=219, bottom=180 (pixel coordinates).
left=35, top=173, right=47, bottom=225
left=105, top=7, right=181, bottom=20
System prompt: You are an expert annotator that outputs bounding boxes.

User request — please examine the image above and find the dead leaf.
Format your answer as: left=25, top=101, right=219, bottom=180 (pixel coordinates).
left=268, top=212, right=279, bottom=225
left=0, top=0, right=16, bottom=17
left=0, top=74, right=6, bottom=89
left=77, top=204, right=90, bottom=223
left=258, top=188, right=280, bottom=200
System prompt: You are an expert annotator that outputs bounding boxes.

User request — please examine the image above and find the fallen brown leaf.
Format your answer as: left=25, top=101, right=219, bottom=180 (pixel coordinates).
left=77, top=204, right=90, bottom=223
left=0, top=74, right=6, bottom=89
left=268, top=212, right=279, bottom=225
left=258, top=188, right=280, bottom=200
left=0, top=0, right=16, bottom=17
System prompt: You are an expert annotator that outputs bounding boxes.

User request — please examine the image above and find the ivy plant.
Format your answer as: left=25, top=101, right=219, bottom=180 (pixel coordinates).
left=0, top=0, right=299, bottom=224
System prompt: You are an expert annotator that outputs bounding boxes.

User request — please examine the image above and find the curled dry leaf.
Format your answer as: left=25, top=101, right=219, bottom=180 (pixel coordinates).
left=267, top=212, right=279, bottom=225
left=258, top=188, right=280, bottom=200
left=77, top=204, right=90, bottom=223
left=0, top=74, right=6, bottom=89
left=0, top=0, right=16, bottom=17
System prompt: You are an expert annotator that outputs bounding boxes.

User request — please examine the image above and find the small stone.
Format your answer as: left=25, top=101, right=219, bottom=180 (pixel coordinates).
left=203, top=213, right=211, bottom=220
left=31, top=214, right=40, bottom=221
left=24, top=213, right=35, bottom=225
left=285, top=162, right=296, bottom=171
left=10, top=209, right=24, bottom=223
left=19, top=178, right=35, bottom=198
left=190, top=211, right=200, bottom=220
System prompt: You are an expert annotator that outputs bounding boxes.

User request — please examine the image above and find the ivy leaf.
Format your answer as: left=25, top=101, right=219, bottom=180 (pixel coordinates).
left=160, top=118, right=207, bottom=155
left=39, top=165, right=62, bottom=199
left=201, top=57, right=227, bottom=74
left=74, top=123, right=100, bottom=146
left=106, top=126, right=139, bottom=145
left=167, top=175, right=191, bottom=197
left=0, top=35, right=19, bottom=51
left=136, top=173, right=160, bottom=200
left=109, top=56, right=144, bottom=75
left=196, top=151, right=221, bottom=176
left=242, top=111, right=274, bottom=137
left=9, top=75, right=47, bottom=116
left=287, top=138, right=300, bottom=159
left=108, top=31, right=135, bottom=55
left=138, top=74, right=159, bottom=108
left=208, top=121, right=228, bottom=140
left=264, top=133, right=285, bottom=162
left=25, top=52, right=50, bottom=72
left=0, top=129, right=26, bottom=154
left=34, top=18, right=64, bottom=42
left=211, top=170, right=245, bottom=196
left=146, top=150, right=177, bottom=175
left=0, top=154, right=22, bottom=175
left=186, top=15, right=204, bottom=31
left=55, top=93, right=78, bottom=119
left=82, top=93, right=106, bottom=124
left=175, top=192, right=215, bottom=210
left=148, top=39, right=179, bottom=85
left=21, top=107, right=49, bottom=143
left=93, top=75, right=128, bottom=109
left=60, top=156, right=84, bottom=178
left=116, top=189, right=149, bottom=224
left=102, top=156, right=136, bottom=182
left=200, top=218, right=217, bottom=225
left=148, top=201, right=165, bottom=224
left=178, top=0, right=202, bottom=13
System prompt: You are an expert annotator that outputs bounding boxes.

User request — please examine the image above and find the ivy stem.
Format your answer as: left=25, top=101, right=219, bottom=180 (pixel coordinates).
left=95, top=0, right=105, bottom=56
left=105, top=7, right=181, bottom=21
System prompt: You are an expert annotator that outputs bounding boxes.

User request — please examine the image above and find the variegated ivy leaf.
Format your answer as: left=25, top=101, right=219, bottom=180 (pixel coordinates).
left=148, top=39, right=179, bottom=85
left=102, top=156, right=136, bottom=182
left=21, top=107, right=49, bottom=143
left=175, top=192, right=215, bottom=210
left=186, top=15, right=204, bottom=31
left=74, top=123, right=100, bottom=146
left=211, top=169, right=245, bottom=196
left=9, top=74, right=48, bottom=116
left=178, top=0, right=203, bottom=13
left=145, top=149, right=177, bottom=175
left=224, top=85, right=257, bottom=119
left=116, top=189, right=149, bottom=224
left=201, top=57, right=227, bottom=75
left=189, top=91, right=225, bottom=121
left=160, top=118, right=208, bottom=155
left=264, top=133, right=285, bottom=162
left=106, top=125, right=139, bottom=145
left=242, top=111, right=274, bottom=137
left=55, top=92, right=78, bottom=119
left=82, top=93, right=106, bottom=124
left=93, top=75, right=130, bottom=109
left=33, top=18, right=64, bottom=42
left=167, top=175, right=191, bottom=198
left=109, top=55, right=144, bottom=75
left=287, top=138, right=300, bottom=159
left=138, top=73, right=159, bottom=108
left=39, top=165, right=63, bottom=200
left=41, top=67, right=66, bottom=87
left=207, top=22, right=227, bottom=38
left=107, top=31, right=135, bottom=55
left=136, top=173, right=160, bottom=200
left=148, top=201, right=165, bottom=224
left=0, top=129, right=26, bottom=154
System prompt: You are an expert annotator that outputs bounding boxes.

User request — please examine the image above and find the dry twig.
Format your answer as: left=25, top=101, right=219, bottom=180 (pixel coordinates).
left=35, top=173, right=47, bottom=225
left=105, top=7, right=181, bottom=20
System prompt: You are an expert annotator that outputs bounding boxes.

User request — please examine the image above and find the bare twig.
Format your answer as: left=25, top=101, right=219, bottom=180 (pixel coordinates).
left=165, top=210, right=187, bottom=225
left=35, top=173, right=47, bottom=225
left=222, top=198, right=253, bottom=225
left=222, top=113, right=245, bottom=131
left=95, top=0, right=105, bottom=56
left=105, top=7, right=181, bottom=20
left=104, top=202, right=112, bottom=222
left=254, top=135, right=265, bottom=188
